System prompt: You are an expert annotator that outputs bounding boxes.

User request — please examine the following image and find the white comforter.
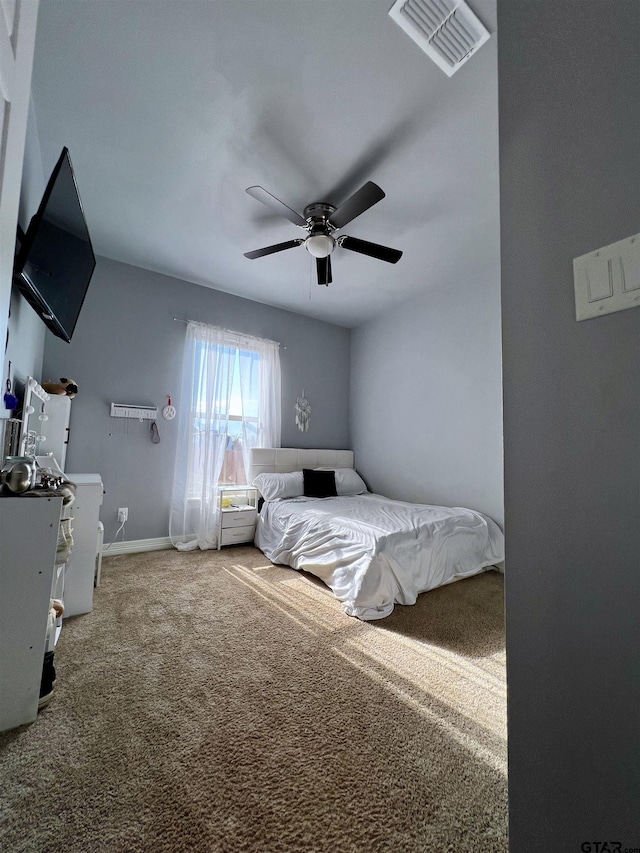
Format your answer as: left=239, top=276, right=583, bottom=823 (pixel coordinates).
left=255, top=493, right=505, bottom=620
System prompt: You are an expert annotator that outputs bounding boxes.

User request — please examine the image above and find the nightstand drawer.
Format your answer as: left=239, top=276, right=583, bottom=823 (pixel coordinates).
left=220, top=524, right=255, bottom=546
left=221, top=509, right=257, bottom=528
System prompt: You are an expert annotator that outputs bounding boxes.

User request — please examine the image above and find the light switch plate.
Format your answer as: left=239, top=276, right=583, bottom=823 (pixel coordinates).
left=573, top=233, right=640, bottom=321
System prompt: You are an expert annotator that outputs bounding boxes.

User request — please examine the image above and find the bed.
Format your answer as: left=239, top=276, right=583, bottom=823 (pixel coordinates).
left=250, top=448, right=505, bottom=621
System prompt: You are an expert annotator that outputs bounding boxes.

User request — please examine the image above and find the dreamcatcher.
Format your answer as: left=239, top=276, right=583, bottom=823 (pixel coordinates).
left=295, top=390, right=311, bottom=432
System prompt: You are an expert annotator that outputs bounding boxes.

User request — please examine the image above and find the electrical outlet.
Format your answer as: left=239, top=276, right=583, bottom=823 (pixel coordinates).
left=117, top=507, right=128, bottom=523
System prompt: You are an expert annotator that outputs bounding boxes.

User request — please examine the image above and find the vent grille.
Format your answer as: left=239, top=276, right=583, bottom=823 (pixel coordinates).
left=389, top=0, right=490, bottom=76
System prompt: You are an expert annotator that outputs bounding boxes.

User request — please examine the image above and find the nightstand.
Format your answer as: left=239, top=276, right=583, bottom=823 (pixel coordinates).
left=217, top=485, right=258, bottom=550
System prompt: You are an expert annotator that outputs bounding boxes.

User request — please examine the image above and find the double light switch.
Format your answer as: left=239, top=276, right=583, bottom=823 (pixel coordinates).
left=573, top=233, right=640, bottom=321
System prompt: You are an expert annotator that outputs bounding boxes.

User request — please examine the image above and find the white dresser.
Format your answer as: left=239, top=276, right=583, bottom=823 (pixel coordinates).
left=30, top=388, right=103, bottom=617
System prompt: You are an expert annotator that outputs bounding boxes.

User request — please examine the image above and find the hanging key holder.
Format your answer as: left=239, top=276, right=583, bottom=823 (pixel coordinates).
left=162, top=395, right=176, bottom=420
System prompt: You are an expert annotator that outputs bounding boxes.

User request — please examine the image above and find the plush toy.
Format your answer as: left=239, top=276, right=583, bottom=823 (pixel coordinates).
left=42, top=377, right=79, bottom=398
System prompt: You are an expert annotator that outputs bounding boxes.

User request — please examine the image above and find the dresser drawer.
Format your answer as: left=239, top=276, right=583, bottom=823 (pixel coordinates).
left=220, top=524, right=255, bottom=546
left=221, top=509, right=257, bottom=528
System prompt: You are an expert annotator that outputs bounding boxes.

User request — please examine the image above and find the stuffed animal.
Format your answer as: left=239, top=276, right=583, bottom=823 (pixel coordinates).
left=42, top=377, right=79, bottom=398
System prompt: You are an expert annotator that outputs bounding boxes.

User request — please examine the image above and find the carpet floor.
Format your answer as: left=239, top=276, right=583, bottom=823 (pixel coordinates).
left=0, top=547, right=507, bottom=853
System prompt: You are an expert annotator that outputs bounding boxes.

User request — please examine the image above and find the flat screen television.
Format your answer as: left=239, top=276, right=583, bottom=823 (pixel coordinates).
left=13, top=147, right=96, bottom=343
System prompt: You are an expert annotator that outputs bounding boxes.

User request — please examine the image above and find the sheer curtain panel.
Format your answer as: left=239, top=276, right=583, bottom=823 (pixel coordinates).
left=170, top=322, right=281, bottom=550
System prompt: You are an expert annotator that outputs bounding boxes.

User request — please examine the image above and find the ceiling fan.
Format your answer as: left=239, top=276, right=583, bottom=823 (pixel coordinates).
left=243, top=181, right=402, bottom=286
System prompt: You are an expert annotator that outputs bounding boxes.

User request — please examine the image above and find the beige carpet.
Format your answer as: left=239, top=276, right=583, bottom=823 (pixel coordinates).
left=0, top=547, right=507, bottom=853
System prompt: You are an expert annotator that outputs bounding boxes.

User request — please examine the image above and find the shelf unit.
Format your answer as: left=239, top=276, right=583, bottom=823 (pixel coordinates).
left=0, top=494, right=62, bottom=731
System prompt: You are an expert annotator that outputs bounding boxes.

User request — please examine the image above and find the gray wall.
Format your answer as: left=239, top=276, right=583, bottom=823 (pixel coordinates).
left=350, top=274, right=503, bottom=528
left=4, top=290, right=45, bottom=403
left=43, top=256, right=350, bottom=542
left=3, top=98, right=47, bottom=399
left=499, top=2, right=640, bottom=850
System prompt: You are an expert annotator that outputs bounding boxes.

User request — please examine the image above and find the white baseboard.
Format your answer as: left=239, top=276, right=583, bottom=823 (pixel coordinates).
left=102, top=536, right=173, bottom=557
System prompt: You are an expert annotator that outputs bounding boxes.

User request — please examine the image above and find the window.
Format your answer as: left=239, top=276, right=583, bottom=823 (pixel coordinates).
left=170, top=322, right=281, bottom=550
left=191, top=343, right=260, bottom=490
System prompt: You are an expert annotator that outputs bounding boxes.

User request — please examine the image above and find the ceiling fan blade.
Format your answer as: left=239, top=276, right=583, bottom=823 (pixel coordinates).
left=328, top=181, right=386, bottom=230
left=316, top=256, right=332, bottom=286
left=244, top=239, right=304, bottom=260
left=339, top=236, right=402, bottom=264
left=245, top=186, right=307, bottom=227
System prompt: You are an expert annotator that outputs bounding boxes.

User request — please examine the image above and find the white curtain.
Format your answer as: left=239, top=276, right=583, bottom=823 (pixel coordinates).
left=169, top=322, right=281, bottom=550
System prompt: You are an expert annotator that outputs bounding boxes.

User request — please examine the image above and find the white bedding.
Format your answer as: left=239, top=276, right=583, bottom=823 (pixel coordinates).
left=255, top=492, right=505, bottom=620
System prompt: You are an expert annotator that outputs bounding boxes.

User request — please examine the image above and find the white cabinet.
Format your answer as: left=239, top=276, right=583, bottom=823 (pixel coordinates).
left=63, top=474, right=103, bottom=617
left=0, top=495, right=62, bottom=731
left=217, top=486, right=257, bottom=549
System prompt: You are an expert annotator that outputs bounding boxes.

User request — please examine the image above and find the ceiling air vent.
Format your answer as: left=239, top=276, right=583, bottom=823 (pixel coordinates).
left=388, top=0, right=490, bottom=76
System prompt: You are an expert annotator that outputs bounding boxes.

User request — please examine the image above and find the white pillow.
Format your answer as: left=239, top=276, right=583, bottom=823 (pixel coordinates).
left=315, top=467, right=368, bottom=496
left=253, top=471, right=304, bottom=501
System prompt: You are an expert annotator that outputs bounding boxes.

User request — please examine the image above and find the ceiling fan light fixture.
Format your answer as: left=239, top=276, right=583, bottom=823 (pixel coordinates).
left=244, top=182, right=402, bottom=285
left=305, top=234, right=335, bottom=258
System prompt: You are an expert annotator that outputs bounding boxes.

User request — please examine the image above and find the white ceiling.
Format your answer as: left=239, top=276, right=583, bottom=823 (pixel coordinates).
left=30, top=0, right=498, bottom=329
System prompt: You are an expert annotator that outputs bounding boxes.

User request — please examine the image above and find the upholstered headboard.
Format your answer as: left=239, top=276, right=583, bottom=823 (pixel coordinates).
left=249, top=448, right=354, bottom=484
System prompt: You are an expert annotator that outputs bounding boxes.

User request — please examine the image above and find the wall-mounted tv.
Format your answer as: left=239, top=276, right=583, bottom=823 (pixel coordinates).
left=13, top=147, right=96, bottom=343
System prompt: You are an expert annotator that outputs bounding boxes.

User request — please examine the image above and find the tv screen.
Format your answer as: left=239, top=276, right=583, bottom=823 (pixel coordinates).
left=13, top=147, right=96, bottom=343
